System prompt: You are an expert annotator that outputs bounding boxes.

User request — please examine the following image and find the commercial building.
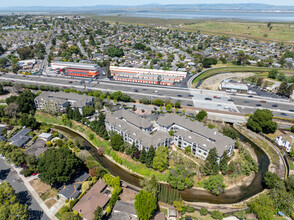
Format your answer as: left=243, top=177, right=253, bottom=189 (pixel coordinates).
left=219, top=79, right=249, bottom=93
left=110, top=66, right=187, bottom=86
left=50, top=61, right=99, bottom=78
left=34, top=91, right=94, bottom=113
left=105, top=109, right=235, bottom=160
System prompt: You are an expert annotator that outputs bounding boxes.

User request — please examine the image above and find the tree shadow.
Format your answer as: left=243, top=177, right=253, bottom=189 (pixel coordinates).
left=29, top=210, right=44, bottom=220
left=0, top=168, right=10, bottom=180
left=17, top=191, right=32, bottom=206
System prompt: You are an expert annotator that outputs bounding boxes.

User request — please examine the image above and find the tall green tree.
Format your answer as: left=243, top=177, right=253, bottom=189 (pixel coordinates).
left=146, top=145, right=155, bottom=168
left=140, top=175, right=160, bottom=199
left=37, top=148, right=83, bottom=185
left=93, top=206, right=103, bottom=220
left=202, top=148, right=219, bottom=176
left=247, top=109, right=277, bottom=134
left=134, top=190, right=157, bottom=220
left=219, top=151, right=230, bottom=175
left=202, top=174, right=226, bottom=195
left=0, top=182, right=29, bottom=220
left=248, top=194, right=275, bottom=220
left=152, top=146, right=169, bottom=172
left=110, top=134, right=124, bottom=151
left=139, top=148, right=147, bottom=163
left=167, top=165, right=194, bottom=190
left=196, top=110, right=207, bottom=122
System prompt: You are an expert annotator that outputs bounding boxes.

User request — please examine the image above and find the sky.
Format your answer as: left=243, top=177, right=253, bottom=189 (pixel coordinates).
left=1, top=0, right=294, bottom=7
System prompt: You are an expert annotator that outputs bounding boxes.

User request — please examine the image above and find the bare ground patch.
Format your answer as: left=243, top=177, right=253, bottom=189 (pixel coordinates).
left=199, top=72, right=255, bottom=90
left=44, top=198, right=57, bottom=209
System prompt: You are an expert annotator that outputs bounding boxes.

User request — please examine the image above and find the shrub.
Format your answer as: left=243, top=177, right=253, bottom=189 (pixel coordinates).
left=210, top=210, right=223, bottom=220
left=200, top=207, right=208, bottom=216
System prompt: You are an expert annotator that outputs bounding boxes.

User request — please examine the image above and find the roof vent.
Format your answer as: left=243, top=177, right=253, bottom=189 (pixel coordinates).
left=188, top=136, right=192, bottom=139
left=214, top=132, right=217, bottom=135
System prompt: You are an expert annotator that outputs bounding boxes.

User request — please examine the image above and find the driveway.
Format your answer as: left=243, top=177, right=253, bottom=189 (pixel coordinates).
left=0, top=158, right=50, bottom=220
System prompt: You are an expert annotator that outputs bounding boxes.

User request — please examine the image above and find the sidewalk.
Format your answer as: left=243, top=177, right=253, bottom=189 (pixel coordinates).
left=12, top=166, right=62, bottom=220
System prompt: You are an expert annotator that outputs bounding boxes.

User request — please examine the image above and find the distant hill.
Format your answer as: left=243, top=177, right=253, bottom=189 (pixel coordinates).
left=1, top=3, right=294, bottom=13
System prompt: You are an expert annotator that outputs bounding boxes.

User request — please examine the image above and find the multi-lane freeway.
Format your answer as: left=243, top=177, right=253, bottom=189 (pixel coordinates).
left=1, top=73, right=294, bottom=123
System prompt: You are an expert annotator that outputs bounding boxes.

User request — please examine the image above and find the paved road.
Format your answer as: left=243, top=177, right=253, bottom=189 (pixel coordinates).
left=0, top=158, right=49, bottom=220
left=2, top=73, right=294, bottom=122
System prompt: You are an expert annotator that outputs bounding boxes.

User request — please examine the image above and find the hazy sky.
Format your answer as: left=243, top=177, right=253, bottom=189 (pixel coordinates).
left=2, top=0, right=294, bottom=7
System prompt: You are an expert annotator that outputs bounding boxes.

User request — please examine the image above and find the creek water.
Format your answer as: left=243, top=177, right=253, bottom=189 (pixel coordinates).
left=55, top=125, right=269, bottom=204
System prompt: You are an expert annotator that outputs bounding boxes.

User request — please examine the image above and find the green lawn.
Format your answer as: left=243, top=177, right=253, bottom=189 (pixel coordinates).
left=35, top=111, right=169, bottom=181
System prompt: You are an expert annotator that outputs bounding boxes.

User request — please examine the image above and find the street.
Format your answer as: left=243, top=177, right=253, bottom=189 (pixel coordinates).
left=0, top=157, right=50, bottom=220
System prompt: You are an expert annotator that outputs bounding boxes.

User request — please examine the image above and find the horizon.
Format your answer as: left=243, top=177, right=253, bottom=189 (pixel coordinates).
left=1, top=1, right=294, bottom=7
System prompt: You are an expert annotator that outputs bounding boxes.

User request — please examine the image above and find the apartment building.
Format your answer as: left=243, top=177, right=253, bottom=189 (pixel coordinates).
left=34, top=91, right=94, bottom=113
left=155, top=114, right=235, bottom=160
left=105, top=110, right=235, bottom=160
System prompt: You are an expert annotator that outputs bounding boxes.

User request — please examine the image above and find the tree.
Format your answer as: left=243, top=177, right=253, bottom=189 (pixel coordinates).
left=264, top=172, right=285, bottom=190
left=202, top=57, right=217, bottom=68
left=173, top=200, right=184, bottom=214
left=82, top=105, right=95, bottom=117
left=140, top=175, right=160, bottom=199
left=196, top=110, right=207, bottom=122
left=0, top=182, right=29, bottom=220
left=153, top=99, right=164, bottom=106
left=233, top=210, right=247, bottom=220
left=93, top=206, right=103, bottom=220
left=72, top=107, right=82, bottom=121
left=4, top=103, right=19, bottom=118
left=110, top=134, right=124, bottom=151
left=134, top=190, right=157, bottom=220
left=15, top=90, right=36, bottom=114
left=0, top=57, right=8, bottom=68
left=268, top=69, right=278, bottom=79
left=277, top=81, right=292, bottom=97
left=107, top=47, right=124, bottom=57
left=175, top=101, right=181, bottom=108
left=37, top=148, right=83, bottom=185
left=146, top=145, right=155, bottom=168
left=152, top=146, right=169, bottom=172
left=139, top=148, right=147, bottom=163
left=290, top=147, right=294, bottom=159
left=219, top=151, right=230, bottom=175
left=61, top=212, right=80, bottom=220
left=166, top=104, right=172, bottom=113
left=247, top=109, right=277, bottom=134
left=18, top=113, right=39, bottom=130
left=286, top=175, right=294, bottom=195
left=202, top=175, right=226, bottom=195
left=248, top=194, right=274, bottom=220
left=167, top=165, right=194, bottom=190
left=236, top=50, right=248, bottom=66
left=202, top=148, right=219, bottom=176
left=222, top=127, right=238, bottom=139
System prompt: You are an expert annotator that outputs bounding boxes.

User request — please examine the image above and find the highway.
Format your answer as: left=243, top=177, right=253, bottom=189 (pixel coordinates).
left=1, top=73, right=294, bottom=123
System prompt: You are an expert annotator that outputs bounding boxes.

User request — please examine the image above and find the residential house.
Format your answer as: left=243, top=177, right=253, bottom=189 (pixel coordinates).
left=109, top=201, right=138, bottom=220
left=73, top=181, right=110, bottom=220
left=9, top=128, right=31, bottom=147
left=58, top=172, right=90, bottom=200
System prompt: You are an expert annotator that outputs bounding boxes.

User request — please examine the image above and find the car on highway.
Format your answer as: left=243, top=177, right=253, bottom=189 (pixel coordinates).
left=289, top=110, right=294, bottom=112
left=272, top=104, right=278, bottom=107
left=256, top=104, right=262, bottom=106
left=68, top=81, right=73, bottom=84
left=133, top=89, right=138, bottom=92
left=63, top=86, right=67, bottom=89
left=187, top=104, right=193, bottom=106
left=228, top=99, right=234, bottom=101
left=260, top=100, right=267, bottom=103
left=205, top=97, right=212, bottom=100
left=244, top=100, right=250, bottom=103
left=281, top=113, right=287, bottom=116
left=188, top=94, right=194, bottom=97
left=177, top=94, right=182, bottom=97
left=213, top=95, right=220, bottom=99
left=155, top=90, right=158, bottom=93
left=248, top=95, right=253, bottom=98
